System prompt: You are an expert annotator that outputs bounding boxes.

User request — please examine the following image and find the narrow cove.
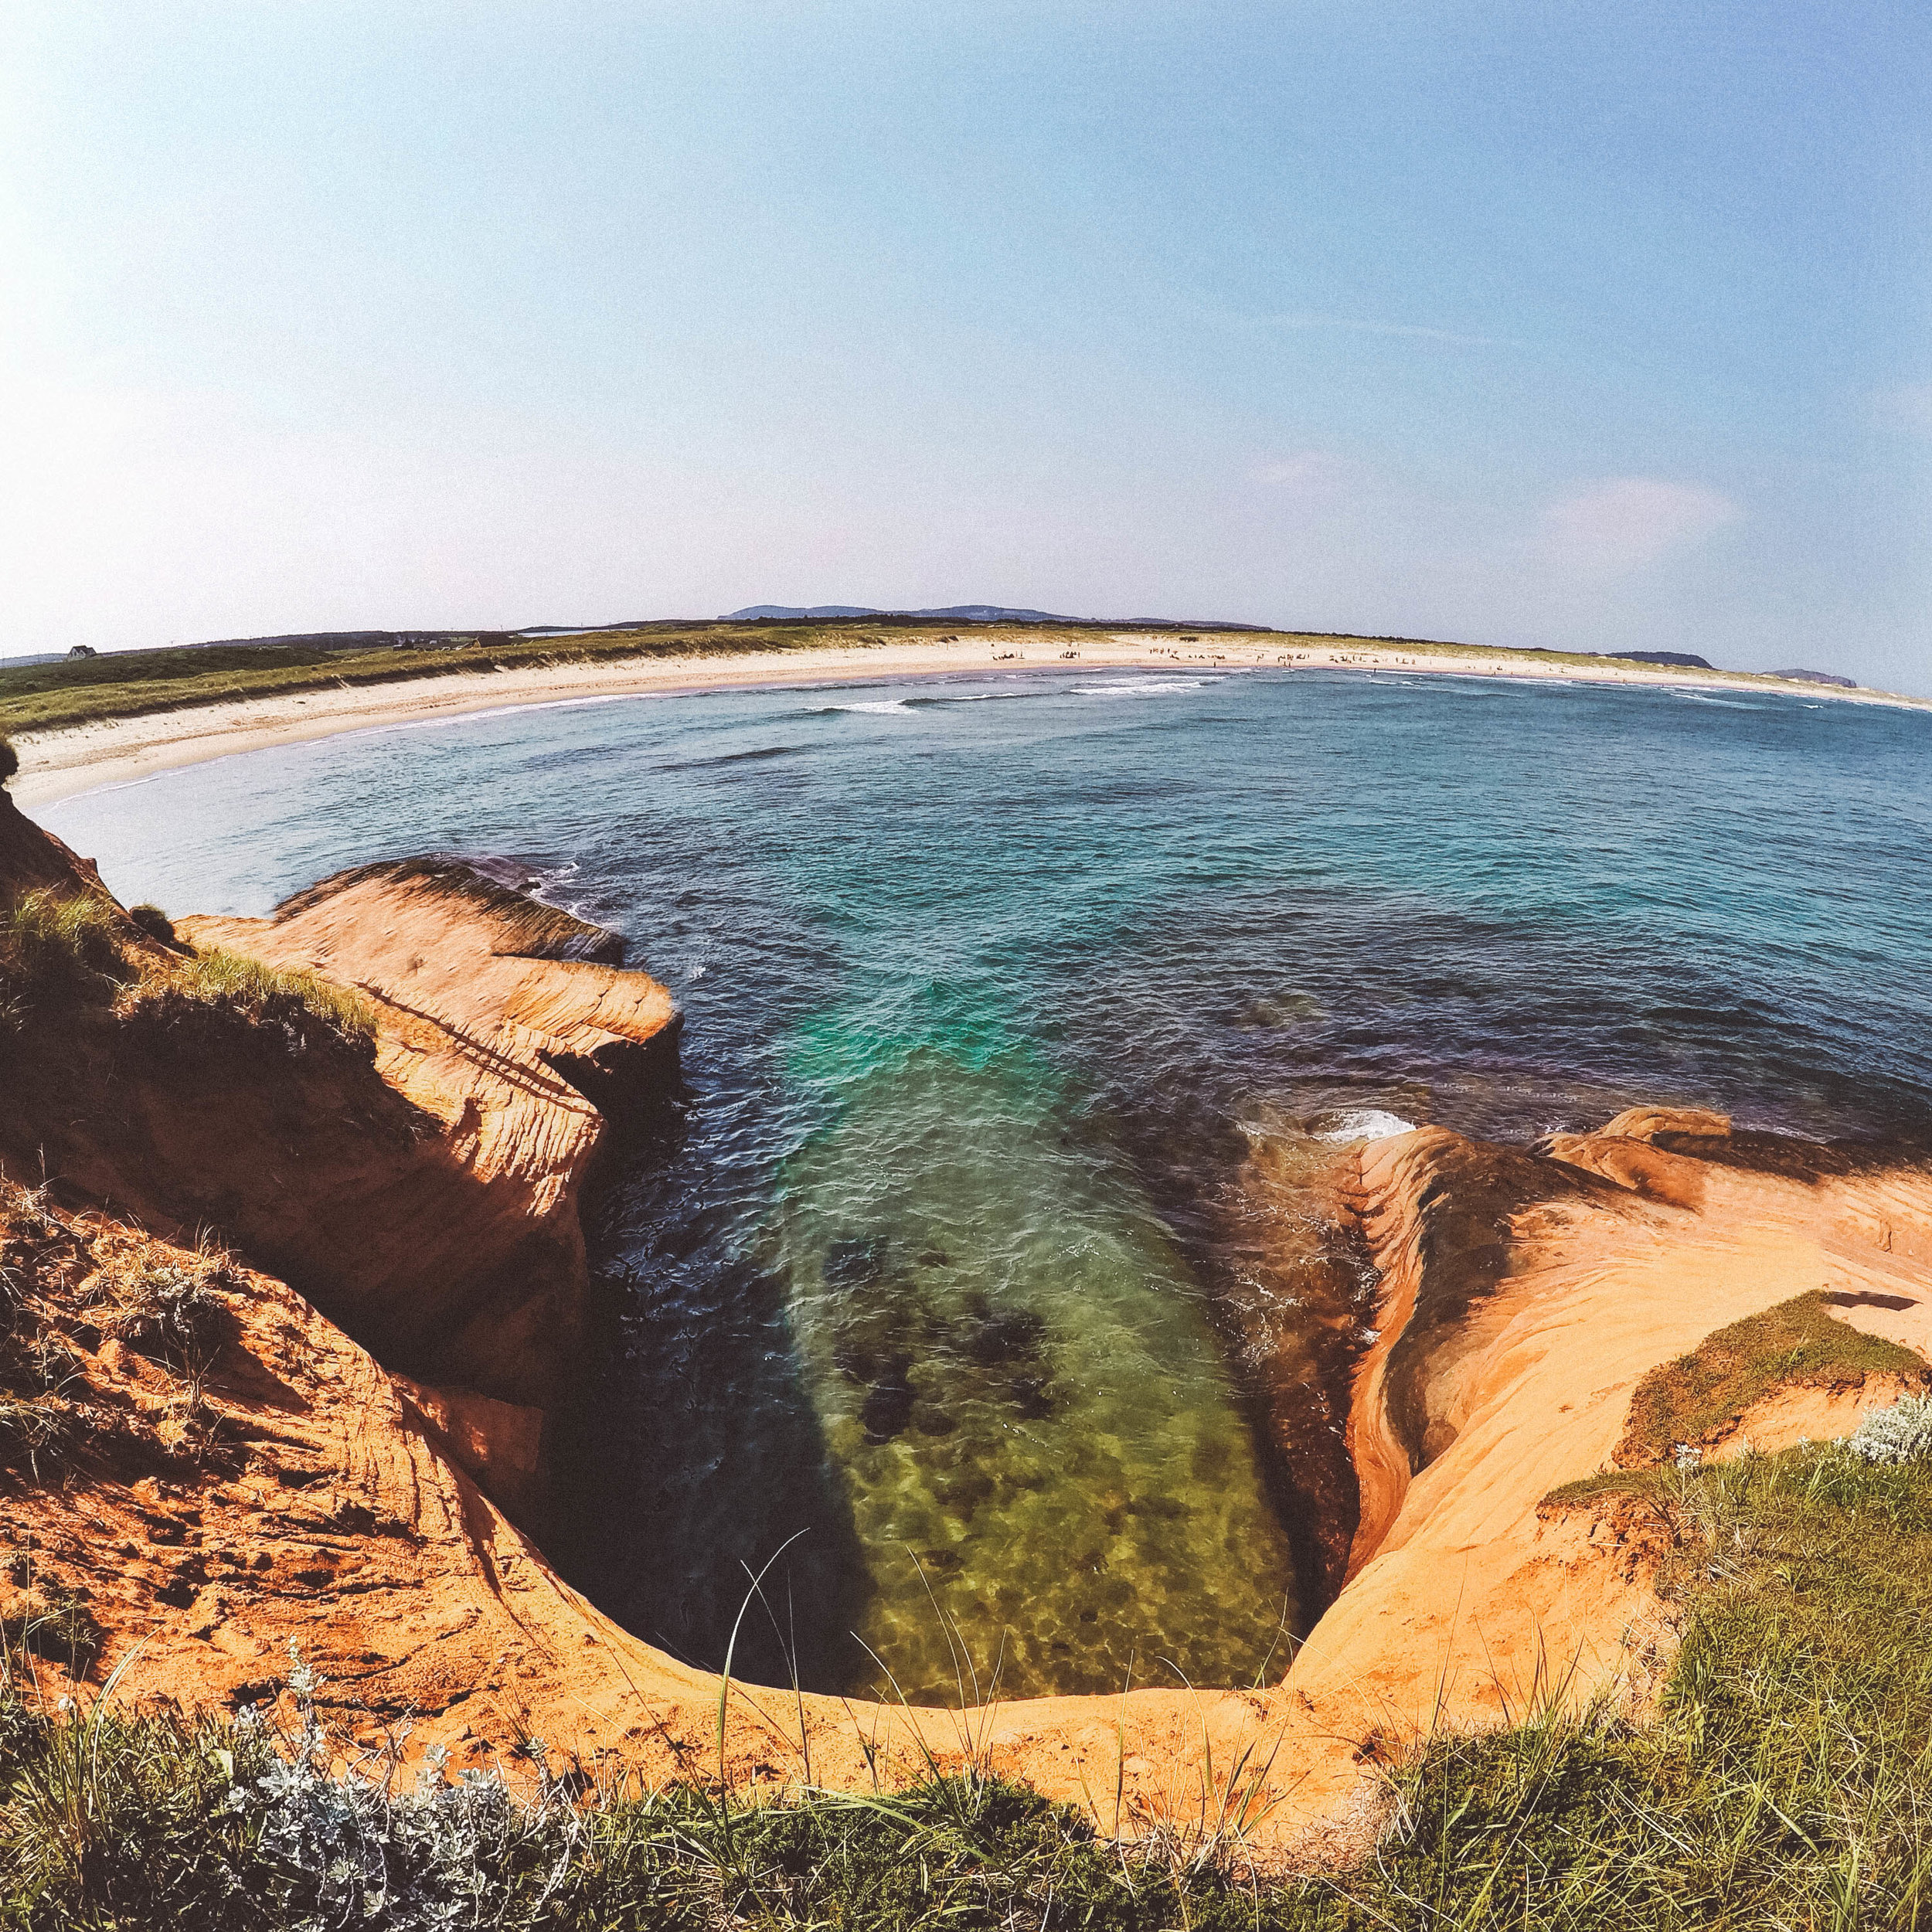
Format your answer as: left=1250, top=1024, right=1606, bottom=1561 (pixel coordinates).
left=44, top=665, right=1932, bottom=1703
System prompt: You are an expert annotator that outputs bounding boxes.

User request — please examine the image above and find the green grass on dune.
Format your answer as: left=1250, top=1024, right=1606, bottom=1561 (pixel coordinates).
left=0, top=627, right=774, bottom=736
left=0, top=619, right=1162, bottom=736
left=0, top=886, right=375, bottom=1048
left=2, top=1440, right=1929, bottom=1927
left=1612, top=1290, right=1930, bottom=1468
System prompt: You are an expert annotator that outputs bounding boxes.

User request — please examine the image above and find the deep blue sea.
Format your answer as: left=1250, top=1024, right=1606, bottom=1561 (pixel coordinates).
left=46, top=666, right=1932, bottom=1698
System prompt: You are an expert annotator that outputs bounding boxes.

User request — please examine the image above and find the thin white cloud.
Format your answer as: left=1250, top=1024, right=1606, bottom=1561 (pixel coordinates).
left=1537, top=477, right=1742, bottom=576
left=1250, top=451, right=1348, bottom=494
left=1259, top=311, right=1521, bottom=349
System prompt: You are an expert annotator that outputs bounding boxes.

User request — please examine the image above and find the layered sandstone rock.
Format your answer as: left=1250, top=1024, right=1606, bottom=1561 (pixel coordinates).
left=2, top=822, right=678, bottom=1427
left=1287, top=1110, right=1932, bottom=1768
left=0, top=1184, right=701, bottom=1756
left=175, top=860, right=679, bottom=1410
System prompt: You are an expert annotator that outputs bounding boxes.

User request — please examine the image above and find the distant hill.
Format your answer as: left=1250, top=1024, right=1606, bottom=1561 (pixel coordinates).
left=723, top=604, right=1073, bottom=623
left=1608, top=650, right=1714, bottom=670
left=1773, top=667, right=1857, bottom=689
left=720, top=604, right=1269, bottom=629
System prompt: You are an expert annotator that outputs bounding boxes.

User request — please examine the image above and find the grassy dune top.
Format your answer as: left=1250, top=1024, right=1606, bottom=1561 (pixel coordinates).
left=1613, top=1290, right=1931, bottom=1468
left=0, top=886, right=375, bottom=1050
left=0, top=621, right=1894, bottom=739
left=0, top=623, right=811, bottom=736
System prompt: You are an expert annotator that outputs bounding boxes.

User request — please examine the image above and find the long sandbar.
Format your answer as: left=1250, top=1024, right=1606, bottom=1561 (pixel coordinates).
left=10, top=631, right=1925, bottom=810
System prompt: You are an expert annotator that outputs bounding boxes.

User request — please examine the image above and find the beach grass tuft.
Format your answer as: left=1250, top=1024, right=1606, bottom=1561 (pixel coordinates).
left=123, top=944, right=378, bottom=1047
left=0, top=886, right=375, bottom=1049
left=0, top=888, right=128, bottom=1010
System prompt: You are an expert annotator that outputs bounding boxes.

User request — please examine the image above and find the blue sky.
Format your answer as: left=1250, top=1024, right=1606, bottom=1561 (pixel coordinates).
left=2, top=2, right=1928, bottom=687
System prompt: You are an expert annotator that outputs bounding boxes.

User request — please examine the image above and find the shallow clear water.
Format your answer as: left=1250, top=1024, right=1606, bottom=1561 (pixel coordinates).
left=47, top=667, right=1932, bottom=1698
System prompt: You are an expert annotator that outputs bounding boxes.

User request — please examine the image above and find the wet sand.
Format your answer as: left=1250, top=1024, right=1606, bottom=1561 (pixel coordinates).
left=9, top=631, right=1923, bottom=810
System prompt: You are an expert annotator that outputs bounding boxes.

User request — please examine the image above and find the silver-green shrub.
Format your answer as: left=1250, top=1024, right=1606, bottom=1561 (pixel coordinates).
left=1846, top=1393, right=1932, bottom=1465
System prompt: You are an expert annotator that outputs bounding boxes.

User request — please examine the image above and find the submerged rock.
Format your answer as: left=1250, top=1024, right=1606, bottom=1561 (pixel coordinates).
left=766, top=1034, right=1299, bottom=1701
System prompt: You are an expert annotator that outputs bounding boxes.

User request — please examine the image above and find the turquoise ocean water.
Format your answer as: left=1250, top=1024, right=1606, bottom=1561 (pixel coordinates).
left=46, top=667, right=1932, bottom=1699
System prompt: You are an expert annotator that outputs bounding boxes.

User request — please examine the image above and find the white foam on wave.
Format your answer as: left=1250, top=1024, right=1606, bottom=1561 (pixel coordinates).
left=1315, top=1108, right=1419, bottom=1144
left=830, top=699, right=913, bottom=714
left=1073, top=678, right=1218, bottom=699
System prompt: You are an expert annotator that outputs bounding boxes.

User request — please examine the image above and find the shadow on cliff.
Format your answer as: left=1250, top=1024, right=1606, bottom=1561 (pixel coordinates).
left=546, top=1099, right=871, bottom=1696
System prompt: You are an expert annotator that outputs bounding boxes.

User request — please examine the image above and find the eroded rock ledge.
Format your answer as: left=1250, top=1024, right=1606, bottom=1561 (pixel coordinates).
left=178, top=858, right=680, bottom=1413
left=0, top=804, right=679, bottom=1523
left=1285, top=1108, right=1932, bottom=1754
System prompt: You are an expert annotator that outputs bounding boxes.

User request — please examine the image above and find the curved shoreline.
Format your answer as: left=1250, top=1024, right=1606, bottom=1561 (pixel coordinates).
left=11, top=632, right=1926, bottom=809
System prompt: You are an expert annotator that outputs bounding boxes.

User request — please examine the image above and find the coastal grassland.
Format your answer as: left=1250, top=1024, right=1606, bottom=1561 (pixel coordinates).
left=0, top=886, right=374, bottom=1047
left=1612, top=1289, right=1930, bottom=1467
left=2, top=1440, right=1928, bottom=1927
left=0, top=628, right=764, bottom=736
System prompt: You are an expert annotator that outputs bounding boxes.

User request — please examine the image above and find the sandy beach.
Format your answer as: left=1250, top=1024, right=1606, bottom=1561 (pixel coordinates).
left=9, top=631, right=1925, bottom=811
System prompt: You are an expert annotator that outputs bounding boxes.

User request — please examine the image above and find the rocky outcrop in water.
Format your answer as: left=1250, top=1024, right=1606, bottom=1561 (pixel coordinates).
left=0, top=804, right=679, bottom=1520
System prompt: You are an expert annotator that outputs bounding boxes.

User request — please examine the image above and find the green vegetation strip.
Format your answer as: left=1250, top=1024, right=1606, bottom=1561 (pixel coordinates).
left=2, top=1442, right=1930, bottom=1925
left=1614, top=1290, right=1928, bottom=1468
left=0, top=886, right=375, bottom=1046
left=0, top=628, right=778, bottom=736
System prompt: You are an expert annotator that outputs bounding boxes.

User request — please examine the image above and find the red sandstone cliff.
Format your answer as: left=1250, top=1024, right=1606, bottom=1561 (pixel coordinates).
left=1288, top=1108, right=1932, bottom=1764
left=6, top=791, right=1932, bottom=1859
left=175, top=860, right=679, bottom=1413
left=2, top=801, right=677, bottom=1440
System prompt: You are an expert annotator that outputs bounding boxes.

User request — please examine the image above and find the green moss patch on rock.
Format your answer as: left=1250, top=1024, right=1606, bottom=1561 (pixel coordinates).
left=1612, top=1290, right=1929, bottom=1469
